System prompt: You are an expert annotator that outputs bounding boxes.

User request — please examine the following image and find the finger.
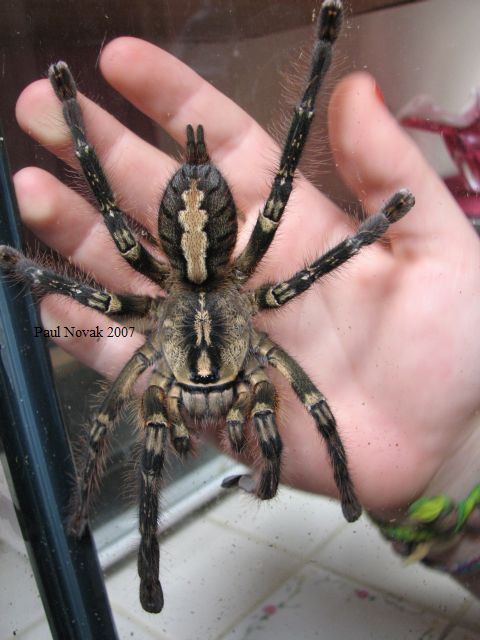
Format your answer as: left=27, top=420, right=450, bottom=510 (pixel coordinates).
left=40, top=298, right=143, bottom=379
left=328, top=71, right=473, bottom=252
left=99, top=37, right=276, bottom=215
left=15, top=77, right=178, bottom=233
left=99, top=37, right=351, bottom=267
left=14, top=167, right=159, bottom=296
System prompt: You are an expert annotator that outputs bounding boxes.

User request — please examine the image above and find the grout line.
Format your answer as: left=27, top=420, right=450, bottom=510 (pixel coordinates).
left=206, top=504, right=474, bottom=638
left=434, top=597, right=480, bottom=635
left=306, top=556, right=468, bottom=628
left=210, top=518, right=351, bottom=640
left=110, top=600, right=171, bottom=640
left=437, top=623, right=456, bottom=640
left=105, top=491, right=479, bottom=639
left=14, top=613, right=51, bottom=639
left=213, top=553, right=307, bottom=640
left=213, top=557, right=452, bottom=640
left=308, top=518, right=479, bottom=628
left=205, top=493, right=349, bottom=561
left=98, top=462, right=246, bottom=571
left=317, top=566, right=455, bottom=634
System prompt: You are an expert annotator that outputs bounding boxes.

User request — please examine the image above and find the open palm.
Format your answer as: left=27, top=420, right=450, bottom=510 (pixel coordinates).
left=14, top=37, right=480, bottom=516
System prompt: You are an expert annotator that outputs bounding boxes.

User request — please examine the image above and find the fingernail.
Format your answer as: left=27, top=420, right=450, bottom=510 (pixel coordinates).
left=374, top=81, right=385, bottom=105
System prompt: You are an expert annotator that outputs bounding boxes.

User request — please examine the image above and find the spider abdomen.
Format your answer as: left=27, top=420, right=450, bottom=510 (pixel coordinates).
left=159, top=159, right=238, bottom=285
left=180, top=384, right=235, bottom=418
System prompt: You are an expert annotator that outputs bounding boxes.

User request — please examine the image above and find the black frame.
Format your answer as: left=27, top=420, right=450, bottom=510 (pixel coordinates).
left=0, top=129, right=118, bottom=640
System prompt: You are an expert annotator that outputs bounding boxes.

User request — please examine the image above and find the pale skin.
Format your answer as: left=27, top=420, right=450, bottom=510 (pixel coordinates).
left=13, top=37, right=480, bottom=533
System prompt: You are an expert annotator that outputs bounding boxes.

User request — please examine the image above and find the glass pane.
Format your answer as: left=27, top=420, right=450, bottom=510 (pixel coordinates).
left=4, top=0, right=473, bottom=636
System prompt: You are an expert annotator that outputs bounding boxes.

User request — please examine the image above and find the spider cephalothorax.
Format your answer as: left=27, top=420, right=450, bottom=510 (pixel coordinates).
left=0, top=0, right=414, bottom=614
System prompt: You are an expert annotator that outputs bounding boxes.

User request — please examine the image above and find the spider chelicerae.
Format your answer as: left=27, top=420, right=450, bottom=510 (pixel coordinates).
left=0, top=0, right=414, bottom=614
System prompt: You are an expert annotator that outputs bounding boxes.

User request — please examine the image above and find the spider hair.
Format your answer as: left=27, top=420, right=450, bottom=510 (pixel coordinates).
left=0, top=0, right=414, bottom=614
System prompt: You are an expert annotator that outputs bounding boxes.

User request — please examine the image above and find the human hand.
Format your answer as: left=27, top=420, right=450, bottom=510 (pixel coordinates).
left=13, top=37, right=480, bottom=515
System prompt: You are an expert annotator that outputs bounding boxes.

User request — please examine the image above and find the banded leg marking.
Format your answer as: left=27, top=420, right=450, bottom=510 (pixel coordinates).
left=225, top=382, right=250, bottom=453
left=138, top=385, right=168, bottom=613
left=255, top=333, right=361, bottom=522
left=69, top=341, right=159, bottom=536
left=166, top=383, right=191, bottom=455
left=234, top=0, right=343, bottom=282
left=249, top=371, right=283, bottom=500
left=251, top=190, right=415, bottom=310
left=0, top=246, right=155, bottom=317
left=48, top=61, right=169, bottom=286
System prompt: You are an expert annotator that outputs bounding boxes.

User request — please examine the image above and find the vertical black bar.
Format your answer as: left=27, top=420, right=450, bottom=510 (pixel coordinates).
left=0, top=130, right=119, bottom=639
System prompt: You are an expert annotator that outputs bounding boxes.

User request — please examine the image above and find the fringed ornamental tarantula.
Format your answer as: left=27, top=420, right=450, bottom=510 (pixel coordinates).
left=0, top=0, right=414, bottom=614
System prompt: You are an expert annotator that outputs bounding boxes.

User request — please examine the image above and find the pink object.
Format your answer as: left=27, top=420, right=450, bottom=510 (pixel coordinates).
left=262, top=604, right=278, bottom=616
left=400, top=91, right=480, bottom=221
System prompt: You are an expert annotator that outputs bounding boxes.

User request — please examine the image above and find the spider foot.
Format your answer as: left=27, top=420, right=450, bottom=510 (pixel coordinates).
left=257, top=461, right=281, bottom=500
left=0, top=245, right=22, bottom=269
left=383, top=188, right=415, bottom=223
left=140, top=579, right=164, bottom=614
left=67, top=509, right=89, bottom=539
left=138, top=535, right=163, bottom=613
left=341, top=491, right=362, bottom=523
left=48, top=61, right=77, bottom=101
left=319, top=0, right=343, bottom=44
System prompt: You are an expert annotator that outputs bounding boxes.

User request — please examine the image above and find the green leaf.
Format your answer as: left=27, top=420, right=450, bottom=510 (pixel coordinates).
left=408, top=495, right=452, bottom=523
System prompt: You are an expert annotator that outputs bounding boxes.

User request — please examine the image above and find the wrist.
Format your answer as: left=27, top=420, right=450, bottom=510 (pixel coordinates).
left=422, top=411, right=480, bottom=504
left=369, top=416, right=480, bottom=598
left=371, top=485, right=480, bottom=598
left=420, top=530, right=480, bottom=599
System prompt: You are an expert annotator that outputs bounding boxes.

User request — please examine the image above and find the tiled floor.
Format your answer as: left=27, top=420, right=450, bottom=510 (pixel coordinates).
left=107, top=488, right=480, bottom=640
left=3, top=486, right=480, bottom=639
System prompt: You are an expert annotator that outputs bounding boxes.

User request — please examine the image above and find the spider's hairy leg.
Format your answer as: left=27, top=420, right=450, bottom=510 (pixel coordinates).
left=225, top=382, right=250, bottom=453
left=254, top=332, right=361, bottom=522
left=234, top=0, right=343, bottom=282
left=69, top=339, right=160, bottom=536
left=222, top=371, right=282, bottom=499
left=0, top=245, right=155, bottom=318
left=149, top=363, right=191, bottom=455
left=166, top=383, right=191, bottom=455
left=47, top=61, right=169, bottom=286
left=138, top=385, right=168, bottom=614
left=251, top=189, right=415, bottom=310
left=249, top=367, right=283, bottom=500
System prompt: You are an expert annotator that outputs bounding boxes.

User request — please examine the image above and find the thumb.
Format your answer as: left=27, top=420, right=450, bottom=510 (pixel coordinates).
left=328, top=71, right=470, bottom=251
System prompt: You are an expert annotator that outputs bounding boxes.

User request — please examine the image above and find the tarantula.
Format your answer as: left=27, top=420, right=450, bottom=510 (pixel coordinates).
left=0, top=0, right=414, bottom=614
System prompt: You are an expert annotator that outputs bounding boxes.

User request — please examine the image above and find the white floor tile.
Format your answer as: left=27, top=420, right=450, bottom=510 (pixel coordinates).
left=461, top=597, right=480, bottom=632
left=207, top=488, right=347, bottom=558
left=221, top=564, right=449, bottom=640
left=106, top=517, right=300, bottom=640
left=15, top=612, right=146, bottom=640
left=0, top=542, right=46, bottom=638
left=314, top=514, right=471, bottom=619
left=15, top=618, right=52, bottom=640
left=111, top=609, right=170, bottom=640
left=14, top=606, right=155, bottom=640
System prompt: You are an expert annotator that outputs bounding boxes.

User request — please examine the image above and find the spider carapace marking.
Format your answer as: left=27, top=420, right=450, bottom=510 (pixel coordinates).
left=159, top=124, right=238, bottom=287
left=159, top=126, right=250, bottom=396
left=0, top=0, right=415, bottom=615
